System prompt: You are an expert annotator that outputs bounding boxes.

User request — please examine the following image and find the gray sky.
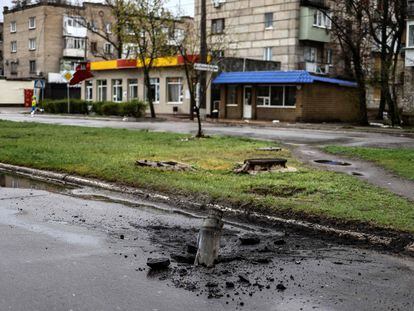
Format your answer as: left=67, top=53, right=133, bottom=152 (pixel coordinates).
left=0, top=0, right=194, bottom=22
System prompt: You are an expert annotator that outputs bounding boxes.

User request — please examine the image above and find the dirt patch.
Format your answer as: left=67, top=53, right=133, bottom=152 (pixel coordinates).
left=246, top=185, right=309, bottom=197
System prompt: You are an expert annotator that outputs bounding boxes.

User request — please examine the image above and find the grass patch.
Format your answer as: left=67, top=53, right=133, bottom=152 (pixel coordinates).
left=0, top=120, right=413, bottom=233
left=324, top=146, right=414, bottom=181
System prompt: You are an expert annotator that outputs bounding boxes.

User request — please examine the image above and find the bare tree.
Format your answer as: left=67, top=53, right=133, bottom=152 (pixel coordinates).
left=171, top=17, right=227, bottom=137
left=365, top=0, right=406, bottom=125
left=328, top=0, right=373, bottom=125
left=119, top=0, right=174, bottom=118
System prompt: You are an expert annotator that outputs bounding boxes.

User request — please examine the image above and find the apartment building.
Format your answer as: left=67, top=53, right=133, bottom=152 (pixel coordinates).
left=0, top=22, right=3, bottom=76
left=403, top=0, right=414, bottom=122
left=2, top=1, right=114, bottom=84
left=195, top=0, right=337, bottom=75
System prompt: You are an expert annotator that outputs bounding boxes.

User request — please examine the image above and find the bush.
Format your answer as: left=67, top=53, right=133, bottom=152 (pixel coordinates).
left=41, top=99, right=88, bottom=114
left=120, top=100, right=147, bottom=118
left=91, top=100, right=147, bottom=118
left=101, top=101, right=121, bottom=116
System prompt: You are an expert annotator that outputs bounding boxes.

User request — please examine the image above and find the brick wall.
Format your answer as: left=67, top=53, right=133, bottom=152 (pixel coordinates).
left=301, top=83, right=360, bottom=122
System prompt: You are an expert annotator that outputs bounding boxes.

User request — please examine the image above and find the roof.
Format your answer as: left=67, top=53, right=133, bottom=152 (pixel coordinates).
left=213, top=71, right=358, bottom=87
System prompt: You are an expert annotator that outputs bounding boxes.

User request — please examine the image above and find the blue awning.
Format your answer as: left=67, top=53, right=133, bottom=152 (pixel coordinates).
left=212, top=70, right=357, bottom=87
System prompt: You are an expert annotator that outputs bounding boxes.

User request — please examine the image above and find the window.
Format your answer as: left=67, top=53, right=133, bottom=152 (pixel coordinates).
left=11, top=62, right=18, bottom=74
left=304, top=47, right=317, bottom=62
left=90, top=41, right=97, bottom=53
left=313, top=10, right=332, bottom=29
left=256, top=86, right=296, bottom=107
left=256, top=86, right=270, bottom=106
left=407, top=21, right=414, bottom=48
left=326, top=48, right=333, bottom=65
left=264, top=13, right=273, bottom=29
left=29, top=60, right=36, bottom=74
left=271, top=86, right=284, bottom=106
left=105, top=23, right=112, bottom=34
left=29, top=38, right=36, bottom=50
left=284, top=86, right=296, bottom=106
left=90, top=20, right=97, bottom=31
left=29, top=17, right=36, bottom=29
left=86, top=80, right=93, bottom=101
left=128, top=79, right=138, bottom=100
left=65, top=37, right=85, bottom=49
left=97, top=80, right=107, bottom=101
left=167, top=77, right=183, bottom=103
left=112, top=79, right=123, bottom=102
left=10, top=21, right=16, bottom=33
left=11, top=41, right=17, bottom=53
left=145, top=78, right=160, bottom=103
left=211, top=18, right=225, bottom=34
left=226, top=85, right=237, bottom=106
left=104, top=42, right=113, bottom=54
left=263, top=47, right=272, bottom=61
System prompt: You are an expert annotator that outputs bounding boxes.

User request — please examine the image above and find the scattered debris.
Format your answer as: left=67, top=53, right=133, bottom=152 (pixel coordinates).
left=170, top=253, right=196, bottom=264
left=205, top=281, right=219, bottom=288
left=136, top=160, right=194, bottom=171
left=226, top=281, right=235, bottom=288
left=195, top=209, right=224, bottom=268
left=239, top=234, right=261, bottom=246
left=146, top=258, right=171, bottom=270
left=186, top=243, right=198, bottom=255
left=238, top=274, right=251, bottom=284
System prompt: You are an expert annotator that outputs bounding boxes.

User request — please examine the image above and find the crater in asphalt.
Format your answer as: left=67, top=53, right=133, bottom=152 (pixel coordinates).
left=314, top=159, right=351, bottom=166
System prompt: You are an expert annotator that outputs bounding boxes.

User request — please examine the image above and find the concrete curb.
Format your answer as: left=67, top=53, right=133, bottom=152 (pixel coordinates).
left=0, top=162, right=413, bottom=256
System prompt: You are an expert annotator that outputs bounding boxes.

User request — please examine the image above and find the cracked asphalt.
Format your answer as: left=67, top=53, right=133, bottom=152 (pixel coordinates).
left=0, top=173, right=413, bottom=311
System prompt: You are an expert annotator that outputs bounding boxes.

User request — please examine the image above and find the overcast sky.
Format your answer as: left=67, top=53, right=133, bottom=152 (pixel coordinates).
left=0, top=0, right=194, bottom=22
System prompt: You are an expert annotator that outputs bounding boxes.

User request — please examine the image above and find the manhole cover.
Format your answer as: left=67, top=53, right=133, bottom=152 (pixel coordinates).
left=314, top=160, right=351, bottom=166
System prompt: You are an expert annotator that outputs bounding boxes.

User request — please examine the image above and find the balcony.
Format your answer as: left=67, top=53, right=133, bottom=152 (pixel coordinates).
left=300, top=0, right=328, bottom=9
left=299, top=7, right=331, bottom=43
left=63, top=48, right=86, bottom=58
left=299, top=62, right=332, bottom=75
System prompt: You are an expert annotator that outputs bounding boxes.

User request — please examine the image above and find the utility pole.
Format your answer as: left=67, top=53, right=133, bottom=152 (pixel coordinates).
left=199, top=0, right=207, bottom=112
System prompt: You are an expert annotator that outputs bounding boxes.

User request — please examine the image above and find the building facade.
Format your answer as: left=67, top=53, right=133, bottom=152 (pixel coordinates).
left=213, top=71, right=360, bottom=122
left=195, top=0, right=338, bottom=75
left=0, top=22, right=3, bottom=76
left=403, top=0, right=414, bottom=122
left=81, top=57, right=212, bottom=116
left=2, top=1, right=113, bottom=82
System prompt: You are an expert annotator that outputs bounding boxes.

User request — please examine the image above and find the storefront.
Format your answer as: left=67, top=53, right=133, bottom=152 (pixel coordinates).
left=213, top=71, right=360, bottom=123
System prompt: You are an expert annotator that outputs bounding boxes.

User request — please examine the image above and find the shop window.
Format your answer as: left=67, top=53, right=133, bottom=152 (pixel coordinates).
left=97, top=80, right=107, bottom=101
left=167, top=77, right=183, bottom=103
left=112, top=79, right=123, bottom=102
left=226, top=85, right=237, bottom=106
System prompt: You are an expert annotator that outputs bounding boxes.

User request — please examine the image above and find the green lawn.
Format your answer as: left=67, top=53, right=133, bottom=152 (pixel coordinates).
left=325, top=146, right=414, bottom=181
left=0, top=120, right=413, bottom=233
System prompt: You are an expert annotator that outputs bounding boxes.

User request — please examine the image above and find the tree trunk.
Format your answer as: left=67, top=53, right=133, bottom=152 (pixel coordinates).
left=144, top=70, right=156, bottom=118
left=354, top=64, right=368, bottom=125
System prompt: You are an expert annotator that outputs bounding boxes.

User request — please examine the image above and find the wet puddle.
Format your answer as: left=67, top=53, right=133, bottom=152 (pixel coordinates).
left=314, top=159, right=351, bottom=166
left=0, top=171, right=74, bottom=193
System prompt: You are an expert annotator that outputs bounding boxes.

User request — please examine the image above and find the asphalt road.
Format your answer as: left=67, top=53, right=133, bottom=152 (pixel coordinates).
left=0, top=173, right=413, bottom=311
